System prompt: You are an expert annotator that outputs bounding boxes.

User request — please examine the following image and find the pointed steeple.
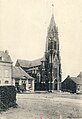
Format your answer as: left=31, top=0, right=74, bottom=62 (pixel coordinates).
left=48, top=14, right=56, bottom=29
left=48, top=14, right=57, bottom=37
left=45, top=5, right=58, bottom=53
left=48, top=4, right=57, bottom=36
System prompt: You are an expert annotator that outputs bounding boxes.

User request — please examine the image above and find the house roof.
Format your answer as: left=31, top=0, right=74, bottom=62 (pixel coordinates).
left=70, top=77, right=82, bottom=85
left=13, top=66, right=34, bottom=80
left=0, top=51, right=12, bottom=63
left=16, top=58, right=43, bottom=68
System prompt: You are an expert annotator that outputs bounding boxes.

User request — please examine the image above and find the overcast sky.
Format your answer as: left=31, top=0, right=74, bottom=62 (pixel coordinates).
left=0, top=0, right=82, bottom=80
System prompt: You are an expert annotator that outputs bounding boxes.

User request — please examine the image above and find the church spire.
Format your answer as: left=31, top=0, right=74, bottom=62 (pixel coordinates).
left=44, top=4, right=62, bottom=92
left=45, top=4, right=58, bottom=53
left=48, top=5, right=57, bottom=36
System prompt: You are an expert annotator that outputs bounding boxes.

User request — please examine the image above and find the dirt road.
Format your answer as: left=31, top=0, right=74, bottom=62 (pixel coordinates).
left=0, top=93, right=82, bottom=119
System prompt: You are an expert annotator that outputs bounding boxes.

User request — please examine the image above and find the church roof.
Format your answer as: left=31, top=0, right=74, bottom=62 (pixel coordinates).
left=16, top=58, right=43, bottom=68
left=13, top=66, right=34, bottom=79
left=0, top=51, right=12, bottom=63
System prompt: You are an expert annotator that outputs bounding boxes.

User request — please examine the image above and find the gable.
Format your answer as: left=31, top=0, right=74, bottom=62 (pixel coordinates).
left=0, top=51, right=12, bottom=63
left=13, top=66, right=34, bottom=79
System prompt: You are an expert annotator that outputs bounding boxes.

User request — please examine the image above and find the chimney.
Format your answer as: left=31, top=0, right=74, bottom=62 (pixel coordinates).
left=5, top=50, right=9, bottom=54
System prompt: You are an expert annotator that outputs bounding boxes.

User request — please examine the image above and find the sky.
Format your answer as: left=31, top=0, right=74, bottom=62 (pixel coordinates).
left=0, top=0, right=82, bottom=80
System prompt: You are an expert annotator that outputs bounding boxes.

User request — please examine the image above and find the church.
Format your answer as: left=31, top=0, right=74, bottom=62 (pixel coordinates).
left=15, top=11, right=62, bottom=92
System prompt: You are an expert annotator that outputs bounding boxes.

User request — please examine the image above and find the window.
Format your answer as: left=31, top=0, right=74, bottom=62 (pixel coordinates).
left=54, top=41, right=56, bottom=50
left=0, top=57, right=2, bottom=60
left=53, top=68, right=57, bottom=78
left=28, top=80, right=32, bottom=88
left=22, top=80, right=26, bottom=84
left=5, top=80, right=9, bottom=84
left=37, top=73, right=41, bottom=82
left=48, top=41, right=53, bottom=50
left=0, top=70, right=2, bottom=77
left=0, top=57, right=4, bottom=61
left=5, top=70, right=9, bottom=78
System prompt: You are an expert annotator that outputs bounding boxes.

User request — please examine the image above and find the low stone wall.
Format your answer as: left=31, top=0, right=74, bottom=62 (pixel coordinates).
left=0, top=86, right=16, bottom=110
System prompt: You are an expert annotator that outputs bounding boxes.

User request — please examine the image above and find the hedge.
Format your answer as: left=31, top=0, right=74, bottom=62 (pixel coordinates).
left=0, top=86, right=16, bottom=110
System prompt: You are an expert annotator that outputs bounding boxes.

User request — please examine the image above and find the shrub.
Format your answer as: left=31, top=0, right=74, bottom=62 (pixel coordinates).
left=0, top=86, right=16, bottom=110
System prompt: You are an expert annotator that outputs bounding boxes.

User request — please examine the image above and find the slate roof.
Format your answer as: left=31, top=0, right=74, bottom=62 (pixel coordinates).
left=16, top=58, right=43, bottom=68
left=48, top=14, right=56, bottom=31
left=13, top=66, right=34, bottom=80
left=0, top=51, right=12, bottom=63
left=70, top=77, right=82, bottom=85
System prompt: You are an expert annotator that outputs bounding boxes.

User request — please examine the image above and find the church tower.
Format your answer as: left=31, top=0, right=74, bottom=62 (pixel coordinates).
left=44, top=5, right=62, bottom=92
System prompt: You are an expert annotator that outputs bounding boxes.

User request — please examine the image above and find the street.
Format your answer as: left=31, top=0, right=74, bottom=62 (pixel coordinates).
left=0, top=92, right=82, bottom=119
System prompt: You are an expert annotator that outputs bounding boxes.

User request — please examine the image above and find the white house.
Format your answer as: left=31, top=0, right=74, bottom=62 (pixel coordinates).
left=12, top=66, right=35, bottom=92
left=0, top=50, right=13, bottom=86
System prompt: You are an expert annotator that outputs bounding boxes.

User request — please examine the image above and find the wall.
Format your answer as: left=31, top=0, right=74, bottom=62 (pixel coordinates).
left=0, top=62, right=13, bottom=86
left=76, top=84, right=82, bottom=94
left=13, top=78, right=35, bottom=92
left=61, top=78, right=76, bottom=93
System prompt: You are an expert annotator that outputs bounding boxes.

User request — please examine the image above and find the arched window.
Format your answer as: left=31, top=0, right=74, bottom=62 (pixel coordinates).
left=53, top=68, right=57, bottom=78
left=5, top=80, right=9, bottom=84
left=48, top=40, right=54, bottom=50
left=54, top=41, right=56, bottom=50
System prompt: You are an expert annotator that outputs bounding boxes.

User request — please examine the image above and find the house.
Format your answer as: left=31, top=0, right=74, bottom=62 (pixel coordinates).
left=15, top=13, right=62, bottom=92
left=61, top=73, right=82, bottom=94
left=12, top=66, right=34, bottom=92
left=0, top=50, right=13, bottom=86
left=15, top=58, right=43, bottom=91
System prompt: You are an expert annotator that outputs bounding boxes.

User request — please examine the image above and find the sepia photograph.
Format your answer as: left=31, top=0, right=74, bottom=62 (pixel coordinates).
left=0, top=0, right=82, bottom=119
